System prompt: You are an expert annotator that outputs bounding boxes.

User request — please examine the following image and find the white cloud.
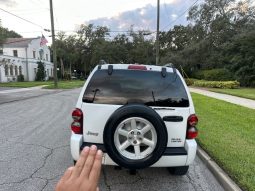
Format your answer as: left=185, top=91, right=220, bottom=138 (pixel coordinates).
left=0, top=0, right=16, bottom=7
left=86, top=1, right=192, bottom=32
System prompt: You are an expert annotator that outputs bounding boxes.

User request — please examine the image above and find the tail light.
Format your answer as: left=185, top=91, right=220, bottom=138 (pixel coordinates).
left=71, top=108, right=83, bottom=134
left=128, top=65, right=147, bottom=70
left=187, top=114, right=198, bottom=139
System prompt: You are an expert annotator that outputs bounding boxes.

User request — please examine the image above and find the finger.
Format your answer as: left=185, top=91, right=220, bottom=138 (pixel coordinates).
left=80, top=145, right=98, bottom=178
left=71, top=146, right=90, bottom=178
left=96, top=187, right=100, bottom=191
left=61, top=167, right=74, bottom=181
left=89, top=149, right=103, bottom=182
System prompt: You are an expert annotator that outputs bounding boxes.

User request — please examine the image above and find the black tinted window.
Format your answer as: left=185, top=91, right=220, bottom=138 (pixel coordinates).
left=83, top=69, right=189, bottom=107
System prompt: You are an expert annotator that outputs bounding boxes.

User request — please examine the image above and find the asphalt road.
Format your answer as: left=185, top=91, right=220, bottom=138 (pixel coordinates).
left=0, top=88, right=224, bottom=191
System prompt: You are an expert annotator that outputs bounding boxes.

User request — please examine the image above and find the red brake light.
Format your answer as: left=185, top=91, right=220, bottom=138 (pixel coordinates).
left=187, top=114, right=198, bottom=139
left=128, top=65, right=147, bottom=70
left=187, top=127, right=198, bottom=139
left=71, top=108, right=83, bottom=134
left=188, top=114, right=198, bottom=127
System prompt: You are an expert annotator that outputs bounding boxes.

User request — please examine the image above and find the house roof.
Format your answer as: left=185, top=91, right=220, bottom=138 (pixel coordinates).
left=3, top=38, right=40, bottom=48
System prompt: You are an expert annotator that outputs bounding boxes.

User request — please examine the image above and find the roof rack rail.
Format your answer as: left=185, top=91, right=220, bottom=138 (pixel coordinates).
left=108, top=65, right=113, bottom=75
left=161, top=67, right=167, bottom=78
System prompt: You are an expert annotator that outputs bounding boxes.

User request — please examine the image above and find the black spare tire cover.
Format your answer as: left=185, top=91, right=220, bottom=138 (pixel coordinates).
left=103, top=104, right=168, bottom=169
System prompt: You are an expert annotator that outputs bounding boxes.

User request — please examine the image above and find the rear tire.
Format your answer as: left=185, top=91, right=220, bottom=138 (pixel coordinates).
left=167, top=166, right=189, bottom=175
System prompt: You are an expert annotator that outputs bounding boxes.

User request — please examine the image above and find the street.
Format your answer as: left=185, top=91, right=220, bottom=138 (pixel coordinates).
left=0, top=88, right=224, bottom=191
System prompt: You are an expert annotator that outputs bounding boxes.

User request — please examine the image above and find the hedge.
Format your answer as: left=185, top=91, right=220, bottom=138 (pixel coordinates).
left=184, top=78, right=240, bottom=89
left=193, top=80, right=240, bottom=89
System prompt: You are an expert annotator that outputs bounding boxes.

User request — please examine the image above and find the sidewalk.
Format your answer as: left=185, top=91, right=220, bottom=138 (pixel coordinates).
left=189, top=87, right=255, bottom=109
left=0, top=86, right=62, bottom=104
left=0, top=85, right=48, bottom=94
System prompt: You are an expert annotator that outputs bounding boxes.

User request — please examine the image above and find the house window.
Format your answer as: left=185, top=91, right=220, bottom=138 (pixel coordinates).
left=19, top=66, right=22, bottom=75
left=13, top=50, right=18, bottom=57
left=5, top=65, right=8, bottom=76
left=10, top=65, right=13, bottom=75
left=33, top=51, right=36, bottom=58
left=0, top=49, right=3, bottom=55
left=46, top=54, right=48, bottom=61
left=34, top=68, right=37, bottom=75
left=15, top=66, right=18, bottom=75
left=47, top=69, right=49, bottom=77
left=39, top=49, right=43, bottom=60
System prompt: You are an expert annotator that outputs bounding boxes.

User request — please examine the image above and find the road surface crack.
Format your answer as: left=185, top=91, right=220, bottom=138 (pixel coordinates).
left=102, top=167, right=112, bottom=191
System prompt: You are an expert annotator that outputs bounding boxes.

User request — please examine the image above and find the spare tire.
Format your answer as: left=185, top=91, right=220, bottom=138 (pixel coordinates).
left=103, top=104, right=168, bottom=169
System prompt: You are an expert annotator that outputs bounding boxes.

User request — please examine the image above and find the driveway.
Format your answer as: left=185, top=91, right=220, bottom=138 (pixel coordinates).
left=0, top=89, right=223, bottom=191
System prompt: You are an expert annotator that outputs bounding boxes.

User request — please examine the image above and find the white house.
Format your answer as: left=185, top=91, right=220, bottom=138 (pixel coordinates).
left=0, top=37, right=54, bottom=82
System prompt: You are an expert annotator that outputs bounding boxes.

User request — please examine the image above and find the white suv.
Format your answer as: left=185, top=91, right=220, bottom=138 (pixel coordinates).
left=70, top=64, right=198, bottom=175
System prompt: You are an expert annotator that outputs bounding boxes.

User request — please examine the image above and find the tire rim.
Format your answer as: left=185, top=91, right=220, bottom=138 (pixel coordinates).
left=114, top=117, right=157, bottom=160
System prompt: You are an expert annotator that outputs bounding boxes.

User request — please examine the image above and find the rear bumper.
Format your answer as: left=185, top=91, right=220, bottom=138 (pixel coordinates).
left=70, top=134, right=197, bottom=167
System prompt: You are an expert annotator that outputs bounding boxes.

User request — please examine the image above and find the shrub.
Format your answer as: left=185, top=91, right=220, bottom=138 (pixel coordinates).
left=193, top=80, right=240, bottom=89
left=184, top=78, right=195, bottom=86
left=193, top=69, right=234, bottom=81
left=35, top=61, right=45, bottom=81
left=17, top=74, right=24, bottom=82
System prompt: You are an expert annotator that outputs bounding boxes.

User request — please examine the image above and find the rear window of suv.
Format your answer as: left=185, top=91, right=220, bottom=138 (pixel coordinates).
left=83, top=69, right=189, bottom=107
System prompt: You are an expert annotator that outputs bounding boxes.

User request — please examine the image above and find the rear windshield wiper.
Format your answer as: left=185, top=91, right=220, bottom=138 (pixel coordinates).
left=152, top=91, right=156, bottom=105
left=92, top=88, right=100, bottom=103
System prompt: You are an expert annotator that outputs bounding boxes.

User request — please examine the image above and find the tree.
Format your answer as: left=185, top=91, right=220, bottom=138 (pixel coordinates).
left=35, top=61, right=45, bottom=81
left=0, top=22, right=22, bottom=46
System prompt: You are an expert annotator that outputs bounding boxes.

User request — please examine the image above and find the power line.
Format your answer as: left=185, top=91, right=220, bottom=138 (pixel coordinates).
left=0, top=7, right=50, bottom=31
left=160, top=0, right=200, bottom=31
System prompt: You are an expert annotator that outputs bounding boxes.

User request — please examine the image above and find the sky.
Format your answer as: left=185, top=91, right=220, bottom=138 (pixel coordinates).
left=0, top=0, right=196, bottom=40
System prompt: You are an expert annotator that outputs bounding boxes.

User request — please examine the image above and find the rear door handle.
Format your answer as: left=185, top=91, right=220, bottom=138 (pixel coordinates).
left=163, top=116, right=183, bottom=122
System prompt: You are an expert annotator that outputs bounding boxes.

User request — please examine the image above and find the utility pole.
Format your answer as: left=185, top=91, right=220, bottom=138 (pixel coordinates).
left=49, top=0, right=58, bottom=88
left=156, top=0, right=160, bottom=65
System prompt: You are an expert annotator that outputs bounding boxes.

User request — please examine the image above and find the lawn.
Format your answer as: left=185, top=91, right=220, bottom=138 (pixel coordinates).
left=208, top=88, right=255, bottom=100
left=0, top=80, right=85, bottom=89
left=45, top=80, right=85, bottom=89
left=192, top=93, right=255, bottom=191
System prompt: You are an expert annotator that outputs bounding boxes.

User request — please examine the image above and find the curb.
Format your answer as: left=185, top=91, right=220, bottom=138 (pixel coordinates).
left=197, top=146, right=242, bottom=191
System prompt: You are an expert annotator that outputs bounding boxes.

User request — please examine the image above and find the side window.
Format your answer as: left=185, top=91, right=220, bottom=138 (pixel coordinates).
left=5, top=65, right=8, bottom=76
left=33, top=51, right=36, bottom=58
left=13, top=50, right=18, bottom=57
left=19, top=66, right=22, bottom=75
left=15, top=66, right=18, bottom=75
left=10, top=65, right=13, bottom=75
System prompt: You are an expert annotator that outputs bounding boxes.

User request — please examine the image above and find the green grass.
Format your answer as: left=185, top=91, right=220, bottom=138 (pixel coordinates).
left=45, top=80, right=85, bottom=89
left=0, top=80, right=85, bottom=89
left=208, top=88, right=255, bottom=100
left=192, top=93, right=255, bottom=191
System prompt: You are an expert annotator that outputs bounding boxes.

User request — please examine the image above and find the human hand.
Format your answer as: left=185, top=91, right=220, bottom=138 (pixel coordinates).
left=55, top=145, right=103, bottom=191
